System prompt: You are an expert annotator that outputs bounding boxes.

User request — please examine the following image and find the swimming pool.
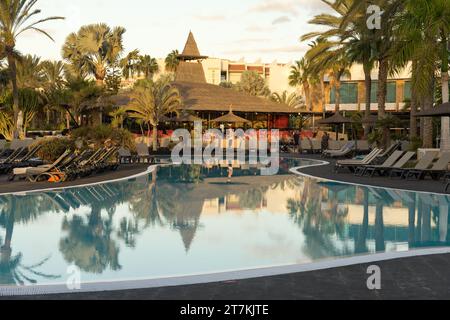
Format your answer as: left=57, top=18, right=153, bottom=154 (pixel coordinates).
left=0, top=158, right=449, bottom=291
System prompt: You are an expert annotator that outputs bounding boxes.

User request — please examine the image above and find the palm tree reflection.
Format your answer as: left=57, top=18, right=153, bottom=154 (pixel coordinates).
left=0, top=195, right=61, bottom=285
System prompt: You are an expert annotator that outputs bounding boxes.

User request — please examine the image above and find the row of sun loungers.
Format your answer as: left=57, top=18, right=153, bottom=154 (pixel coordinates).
left=118, top=143, right=155, bottom=164
left=300, top=139, right=371, bottom=155
left=9, top=146, right=120, bottom=182
left=337, top=148, right=450, bottom=182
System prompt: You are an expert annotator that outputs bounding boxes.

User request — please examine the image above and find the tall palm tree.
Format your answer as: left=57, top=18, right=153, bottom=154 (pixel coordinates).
left=139, top=55, right=159, bottom=80
left=62, top=23, right=126, bottom=84
left=390, top=0, right=450, bottom=148
left=126, top=76, right=182, bottom=151
left=40, top=60, right=66, bottom=125
left=302, top=0, right=375, bottom=119
left=120, top=49, right=140, bottom=80
left=304, top=40, right=351, bottom=112
left=165, top=50, right=180, bottom=72
left=289, top=59, right=312, bottom=110
left=0, top=0, right=64, bottom=138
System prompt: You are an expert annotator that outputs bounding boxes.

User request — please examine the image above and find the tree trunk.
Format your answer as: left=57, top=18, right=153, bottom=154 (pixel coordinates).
left=334, top=81, right=341, bottom=113
left=152, top=125, right=158, bottom=152
left=441, top=72, right=449, bottom=150
left=441, top=34, right=449, bottom=151
left=363, top=63, right=372, bottom=138
left=410, top=60, right=418, bottom=140
left=422, top=76, right=435, bottom=148
left=7, top=54, right=23, bottom=139
left=378, top=57, right=389, bottom=148
left=320, top=74, right=326, bottom=117
left=303, top=82, right=312, bottom=111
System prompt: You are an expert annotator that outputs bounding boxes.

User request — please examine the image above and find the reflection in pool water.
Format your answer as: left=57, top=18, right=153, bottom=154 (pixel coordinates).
left=0, top=159, right=449, bottom=287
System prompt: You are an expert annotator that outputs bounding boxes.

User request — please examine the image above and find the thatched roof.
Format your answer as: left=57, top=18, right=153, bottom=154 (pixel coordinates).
left=175, top=61, right=207, bottom=83
left=416, top=102, right=450, bottom=117
left=317, top=112, right=354, bottom=125
left=178, top=32, right=208, bottom=60
left=212, top=109, right=251, bottom=123
left=173, top=81, right=297, bottom=114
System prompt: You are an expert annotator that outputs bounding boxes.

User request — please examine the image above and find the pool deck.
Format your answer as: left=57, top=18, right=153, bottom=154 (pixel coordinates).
left=0, top=154, right=449, bottom=300
left=289, top=154, right=449, bottom=195
left=0, top=164, right=151, bottom=195
left=4, top=253, right=450, bottom=300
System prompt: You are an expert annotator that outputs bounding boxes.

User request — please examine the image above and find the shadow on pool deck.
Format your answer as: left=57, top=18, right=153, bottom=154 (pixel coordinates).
left=4, top=254, right=450, bottom=300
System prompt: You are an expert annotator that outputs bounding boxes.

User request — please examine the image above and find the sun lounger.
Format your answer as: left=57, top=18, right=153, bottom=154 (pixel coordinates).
left=323, top=141, right=355, bottom=158
left=404, top=152, right=450, bottom=180
left=328, top=140, right=341, bottom=151
left=300, top=139, right=312, bottom=153
left=389, top=151, right=437, bottom=179
left=377, top=141, right=401, bottom=160
left=136, top=143, right=153, bottom=163
left=335, top=149, right=383, bottom=173
left=311, top=139, right=322, bottom=153
left=118, top=147, right=134, bottom=164
left=11, top=150, right=71, bottom=182
left=355, top=151, right=405, bottom=177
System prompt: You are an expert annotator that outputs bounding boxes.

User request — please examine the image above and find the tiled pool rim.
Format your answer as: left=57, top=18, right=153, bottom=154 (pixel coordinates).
left=1, top=158, right=450, bottom=296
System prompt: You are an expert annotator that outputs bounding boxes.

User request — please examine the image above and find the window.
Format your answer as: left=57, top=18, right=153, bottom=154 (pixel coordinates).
left=370, top=81, right=397, bottom=103
left=221, top=71, right=227, bottom=82
left=330, top=83, right=358, bottom=104
left=404, top=81, right=411, bottom=101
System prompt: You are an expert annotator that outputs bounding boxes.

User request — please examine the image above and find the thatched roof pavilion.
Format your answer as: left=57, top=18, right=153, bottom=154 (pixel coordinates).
left=172, top=32, right=297, bottom=122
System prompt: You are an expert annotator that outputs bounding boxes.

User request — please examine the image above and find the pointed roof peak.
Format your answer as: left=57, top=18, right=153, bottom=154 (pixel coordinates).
left=178, top=31, right=208, bottom=61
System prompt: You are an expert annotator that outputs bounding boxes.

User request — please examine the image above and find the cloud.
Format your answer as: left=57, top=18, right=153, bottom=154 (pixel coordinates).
left=249, top=0, right=302, bottom=16
left=245, top=25, right=275, bottom=33
left=232, top=38, right=271, bottom=44
left=193, top=14, right=226, bottom=21
left=222, top=45, right=304, bottom=55
left=248, top=0, right=331, bottom=16
left=272, top=16, right=291, bottom=25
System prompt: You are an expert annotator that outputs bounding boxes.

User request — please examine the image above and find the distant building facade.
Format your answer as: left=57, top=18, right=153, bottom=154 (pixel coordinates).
left=323, top=64, right=413, bottom=113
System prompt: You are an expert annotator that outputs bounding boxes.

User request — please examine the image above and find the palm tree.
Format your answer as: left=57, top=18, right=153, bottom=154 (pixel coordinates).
left=16, top=54, right=43, bottom=88
left=270, top=91, right=305, bottom=109
left=120, top=49, right=141, bottom=80
left=139, top=55, right=159, bottom=80
left=304, top=40, right=351, bottom=113
left=302, top=0, right=373, bottom=116
left=390, top=0, right=450, bottom=148
left=126, top=76, right=182, bottom=151
left=41, top=60, right=66, bottom=90
left=0, top=0, right=64, bottom=138
left=62, top=23, right=126, bottom=84
left=165, top=50, right=180, bottom=72
left=289, top=59, right=312, bottom=110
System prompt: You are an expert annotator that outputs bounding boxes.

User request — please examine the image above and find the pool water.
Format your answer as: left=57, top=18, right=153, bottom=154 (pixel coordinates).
left=0, top=159, right=449, bottom=287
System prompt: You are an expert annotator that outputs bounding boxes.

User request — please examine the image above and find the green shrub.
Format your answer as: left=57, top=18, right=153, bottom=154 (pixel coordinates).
left=32, top=138, right=75, bottom=162
left=71, top=125, right=136, bottom=151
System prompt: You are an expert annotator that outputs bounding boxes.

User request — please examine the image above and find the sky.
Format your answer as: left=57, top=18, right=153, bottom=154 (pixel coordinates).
left=17, top=0, right=331, bottom=64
